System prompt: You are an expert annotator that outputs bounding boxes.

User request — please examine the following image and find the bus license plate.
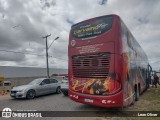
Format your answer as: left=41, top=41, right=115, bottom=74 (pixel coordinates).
left=84, top=98, right=93, bottom=103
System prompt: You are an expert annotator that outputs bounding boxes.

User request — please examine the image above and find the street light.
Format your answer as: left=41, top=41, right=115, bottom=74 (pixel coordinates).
left=43, top=35, right=59, bottom=78
left=48, top=37, right=59, bottom=49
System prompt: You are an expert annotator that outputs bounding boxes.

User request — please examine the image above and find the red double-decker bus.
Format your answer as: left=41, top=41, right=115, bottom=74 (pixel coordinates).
left=68, top=14, right=150, bottom=108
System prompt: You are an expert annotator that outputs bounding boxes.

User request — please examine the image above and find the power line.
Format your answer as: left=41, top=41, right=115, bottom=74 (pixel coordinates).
left=0, top=49, right=68, bottom=61
left=0, top=49, right=47, bottom=57
left=2, top=48, right=158, bottom=63
left=51, top=56, right=67, bottom=61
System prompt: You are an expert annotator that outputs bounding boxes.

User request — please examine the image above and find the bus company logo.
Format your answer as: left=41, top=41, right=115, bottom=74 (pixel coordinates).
left=71, top=40, right=76, bottom=46
left=2, top=108, right=12, bottom=118
left=98, top=23, right=108, bottom=29
left=74, top=23, right=108, bottom=35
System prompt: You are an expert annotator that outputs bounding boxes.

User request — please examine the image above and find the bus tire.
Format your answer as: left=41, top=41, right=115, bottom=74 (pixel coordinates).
left=135, top=86, right=140, bottom=101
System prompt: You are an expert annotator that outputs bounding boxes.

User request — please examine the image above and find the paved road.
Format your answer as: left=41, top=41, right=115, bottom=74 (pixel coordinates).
left=0, top=93, right=103, bottom=111
left=0, top=93, right=109, bottom=120
left=1, top=86, right=159, bottom=120
left=0, top=77, right=114, bottom=120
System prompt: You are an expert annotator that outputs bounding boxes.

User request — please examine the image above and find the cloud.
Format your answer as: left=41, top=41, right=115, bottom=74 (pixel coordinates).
left=100, top=0, right=108, bottom=5
left=0, top=51, right=25, bottom=61
left=0, top=0, right=160, bottom=70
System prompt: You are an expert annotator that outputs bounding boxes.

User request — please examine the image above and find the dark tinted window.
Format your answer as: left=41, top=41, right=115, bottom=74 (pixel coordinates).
left=4, top=83, right=11, bottom=86
left=50, top=79, right=58, bottom=83
left=71, top=16, right=113, bottom=39
left=63, top=76, right=68, bottom=80
left=41, top=79, right=50, bottom=85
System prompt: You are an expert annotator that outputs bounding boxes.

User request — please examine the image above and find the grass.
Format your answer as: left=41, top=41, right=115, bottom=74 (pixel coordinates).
left=98, top=85, right=160, bottom=120
left=128, top=85, right=160, bottom=111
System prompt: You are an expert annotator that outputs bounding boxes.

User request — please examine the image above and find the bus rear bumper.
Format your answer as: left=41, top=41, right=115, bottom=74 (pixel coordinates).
left=69, top=89, right=123, bottom=108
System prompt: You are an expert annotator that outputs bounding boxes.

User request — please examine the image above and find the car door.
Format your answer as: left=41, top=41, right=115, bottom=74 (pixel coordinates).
left=49, top=79, right=59, bottom=93
left=38, top=79, right=51, bottom=95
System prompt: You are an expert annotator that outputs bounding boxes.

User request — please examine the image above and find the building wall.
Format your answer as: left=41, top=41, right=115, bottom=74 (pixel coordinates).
left=5, top=76, right=63, bottom=87
left=0, top=66, right=68, bottom=78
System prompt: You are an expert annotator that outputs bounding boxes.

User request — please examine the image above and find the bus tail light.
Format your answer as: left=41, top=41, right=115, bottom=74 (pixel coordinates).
left=108, top=73, right=122, bottom=95
left=102, top=100, right=107, bottom=104
left=75, top=95, right=79, bottom=99
left=115, top=73, right=122, bottom=91
left=70, top=94, right=79, bottom=99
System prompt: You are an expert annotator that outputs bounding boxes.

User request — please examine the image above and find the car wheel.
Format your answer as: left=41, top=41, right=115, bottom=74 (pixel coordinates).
left=26, top=90, right=36, bottom=99
left=56, top=87, right=61, bottom=94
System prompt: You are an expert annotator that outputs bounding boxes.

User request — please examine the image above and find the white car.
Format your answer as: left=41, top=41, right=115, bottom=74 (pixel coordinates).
left=61, top=76, right=68, bottom=96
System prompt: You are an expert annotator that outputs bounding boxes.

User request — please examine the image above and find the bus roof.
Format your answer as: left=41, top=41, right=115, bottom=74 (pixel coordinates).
left=71, top=14, right=119, bottom=28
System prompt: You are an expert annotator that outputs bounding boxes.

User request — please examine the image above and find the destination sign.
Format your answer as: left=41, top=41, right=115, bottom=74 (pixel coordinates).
left=71, top=16, right=113, bottom=39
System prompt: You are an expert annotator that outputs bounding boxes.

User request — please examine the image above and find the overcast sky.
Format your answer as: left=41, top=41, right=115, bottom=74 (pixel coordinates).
left=0, top=0, right=160, bottom=70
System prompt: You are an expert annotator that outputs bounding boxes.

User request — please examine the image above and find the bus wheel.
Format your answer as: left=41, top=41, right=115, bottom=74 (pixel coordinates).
left=135, top=87, right=140, bottom=101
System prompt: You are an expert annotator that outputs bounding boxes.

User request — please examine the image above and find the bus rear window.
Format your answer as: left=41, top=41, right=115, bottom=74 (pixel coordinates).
left=71, top=16, right=113, bottom=39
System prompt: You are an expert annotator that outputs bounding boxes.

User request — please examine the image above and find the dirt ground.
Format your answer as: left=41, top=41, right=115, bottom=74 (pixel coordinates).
left=128, top=85, right=160, bottom=111
left=98, top=85, right=160, bottom=120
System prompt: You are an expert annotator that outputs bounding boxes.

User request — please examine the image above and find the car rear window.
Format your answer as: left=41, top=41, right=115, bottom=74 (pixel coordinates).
left=50, top=79, right=58, bottom=83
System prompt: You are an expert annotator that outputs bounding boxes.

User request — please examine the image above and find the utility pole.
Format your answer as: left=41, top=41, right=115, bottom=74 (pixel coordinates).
left=43, top=34, right=51, bottom=78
